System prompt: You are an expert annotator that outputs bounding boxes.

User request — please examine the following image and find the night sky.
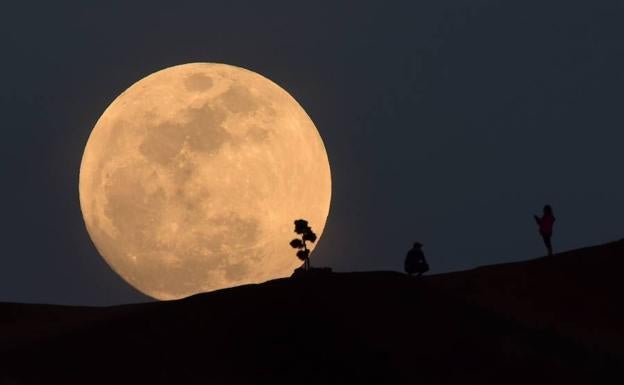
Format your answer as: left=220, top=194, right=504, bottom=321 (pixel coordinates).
left=2, top=0, right=623, bottom=305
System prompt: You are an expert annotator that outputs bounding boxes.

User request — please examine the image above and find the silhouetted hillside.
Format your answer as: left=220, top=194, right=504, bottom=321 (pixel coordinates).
left=1, top=240, right=623, bottom=385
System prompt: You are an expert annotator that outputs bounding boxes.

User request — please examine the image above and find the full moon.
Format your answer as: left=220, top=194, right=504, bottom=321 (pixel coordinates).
left=79, top=63, right=331, bottom=300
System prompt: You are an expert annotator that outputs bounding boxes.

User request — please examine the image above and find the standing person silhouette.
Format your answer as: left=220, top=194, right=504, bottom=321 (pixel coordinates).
left=404, top=242, right=429, bottom=277
left=534, top=205, right=556, bottom=256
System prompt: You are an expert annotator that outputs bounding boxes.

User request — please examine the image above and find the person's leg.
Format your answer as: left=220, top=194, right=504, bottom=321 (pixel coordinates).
left=543, top=235, right=553, bottom=256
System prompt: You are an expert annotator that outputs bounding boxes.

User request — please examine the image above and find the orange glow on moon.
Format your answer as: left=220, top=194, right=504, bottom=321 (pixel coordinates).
left=79, top=63, right=331, bottom=300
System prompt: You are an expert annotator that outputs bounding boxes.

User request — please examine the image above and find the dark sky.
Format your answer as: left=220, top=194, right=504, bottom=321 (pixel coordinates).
left=2, top=0, right=623, bottom=305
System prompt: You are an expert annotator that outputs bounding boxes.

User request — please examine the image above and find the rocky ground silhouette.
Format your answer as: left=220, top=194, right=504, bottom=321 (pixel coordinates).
left=1, top=240, right=623, bottom=384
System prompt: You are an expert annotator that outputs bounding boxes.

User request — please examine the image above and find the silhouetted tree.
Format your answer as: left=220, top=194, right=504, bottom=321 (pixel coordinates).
left=289, top=219, right=317, bottom=271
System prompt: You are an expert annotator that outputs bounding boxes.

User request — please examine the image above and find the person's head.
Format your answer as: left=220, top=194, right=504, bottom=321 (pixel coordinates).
left=413, top=242, right=423, bottom=249
left=543, top=205, right=553, bottom=216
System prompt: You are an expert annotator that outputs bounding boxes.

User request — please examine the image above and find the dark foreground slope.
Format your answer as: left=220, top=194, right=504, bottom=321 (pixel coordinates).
left=1, top=240, right=623, bottom=385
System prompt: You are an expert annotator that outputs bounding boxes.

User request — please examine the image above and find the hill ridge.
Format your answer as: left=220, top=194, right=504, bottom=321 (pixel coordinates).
left=1, top=239, right=623, bottom=384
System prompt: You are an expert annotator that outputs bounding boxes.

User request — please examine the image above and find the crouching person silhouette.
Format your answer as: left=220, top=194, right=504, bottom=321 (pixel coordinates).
left=405, top=242, right=429, bottom=277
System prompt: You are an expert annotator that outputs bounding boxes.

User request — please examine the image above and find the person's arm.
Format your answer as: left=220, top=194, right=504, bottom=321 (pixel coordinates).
left=534, top=215, right=541, bottom=224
